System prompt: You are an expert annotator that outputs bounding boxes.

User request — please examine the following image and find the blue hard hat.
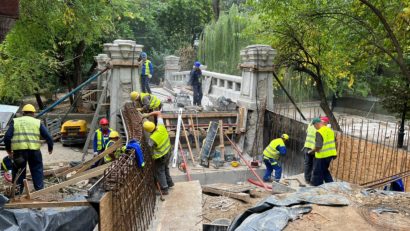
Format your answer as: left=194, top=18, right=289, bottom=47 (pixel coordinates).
left=140, top=52, right=147, bottom=58
left=194, top=61, right=201, bottom=67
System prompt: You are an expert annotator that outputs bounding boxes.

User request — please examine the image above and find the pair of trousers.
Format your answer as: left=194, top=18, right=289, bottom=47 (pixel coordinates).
left=311, top=156, right=335, bottom=186
left=141, top=75, right=151, bottom=94
left=154, top=154, right=173, bottom=190
left=12, top=150, right=44, bottom=193
left=303, top=148, right=314, bottom=183
left=192, top=83, right=203, bottom=106
left=263, top=158, right=282, bottom=181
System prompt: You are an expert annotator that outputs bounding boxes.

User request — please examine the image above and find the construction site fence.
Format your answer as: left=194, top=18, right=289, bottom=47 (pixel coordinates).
left=266, top=106, right=410, bottom=191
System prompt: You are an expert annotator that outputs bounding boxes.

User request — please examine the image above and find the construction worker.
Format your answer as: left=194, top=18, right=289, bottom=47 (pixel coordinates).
left=103, top=131, right=126, bottom=163
left=303, top=120, right=317, bottom=184
left=309, top=118, right=337, bottom=186
left=130, top=91, right=162, bottom=112
left=143, top=111, right=174, bottom=195
left=1, top=156, right=13, bottom=182
left=320, top=116, right=331, bottom=127
left=93, top=118, right=113, bottom=155
left=4, top=104, right=54, bottom=193
left=188, top=61, right=203, bottom=106
left=262, top=134, right=289, bottom=182
left=139, top=52, right=153, bottom=94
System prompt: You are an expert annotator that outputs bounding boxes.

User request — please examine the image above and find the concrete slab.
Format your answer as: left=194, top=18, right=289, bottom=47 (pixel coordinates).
left=150, top=181, right=202, bottom=231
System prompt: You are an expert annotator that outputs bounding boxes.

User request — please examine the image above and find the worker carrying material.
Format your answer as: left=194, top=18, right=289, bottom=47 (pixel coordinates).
left=309, top=117, right=337, bottom=186
left=130, top=91, right=162, bottom=112
left=303, top=120, right=317, bottom=185
left=262, top=134, right=289, bottom=182
left=188, top=61, right=203, bottom=106
left=93, top=118, right=113, bottom=155
left=104, top=131, right=126, bottom=163
left=4, top=104, right=54, bottom=193
left=139, top=52, right=154, bottom=94
left=143, top=111, right=174, bottom=195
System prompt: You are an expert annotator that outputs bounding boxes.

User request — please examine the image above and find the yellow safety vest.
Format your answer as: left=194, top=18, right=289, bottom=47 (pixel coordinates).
left=11, top=116, right=41, bottom=150
left=104, top=140, right=125, bottom=162
left=304, top=124, right=316, bottom=149
left=140, top=93, right=161, bottom=109
left=150, top=124, right=171, bottom=159
left=144, top=60, right=151, bottom=75
left=1, top=160, right=9, bottom=172
left=263, top=138, right=285, bottom=160
left=316, top=126, right=337, bottom=159
left=95, top=128, right=112, bottom=151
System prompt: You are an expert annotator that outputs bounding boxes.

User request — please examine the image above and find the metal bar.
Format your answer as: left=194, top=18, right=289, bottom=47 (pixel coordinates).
left=36, top=68, right=109, bottom=118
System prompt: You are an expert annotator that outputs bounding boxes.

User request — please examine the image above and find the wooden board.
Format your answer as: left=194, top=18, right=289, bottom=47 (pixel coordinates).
left=161, top=112, right=237, bottom=119
left=99, top=192, right=113, bottom=231
left=189, top=116, right=201, bottom=157
left=199, top=121, right=219, bottom=167
left=4, top=201, right=91, bottom=209
left=29, top=165, right=108, bottom=199
left=219, top=120, right=225, bottom=161
left=202, top=186, right=251, bottom=203
left=203, top=183, right=255, bottom=193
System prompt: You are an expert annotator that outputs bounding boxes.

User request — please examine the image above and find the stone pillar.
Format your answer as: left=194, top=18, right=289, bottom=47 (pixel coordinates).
left=164, top=55, right=180, bottom=83
left=94, top=54, right=111, bottom=102
left=237, top=45, right=277, bottom=156
left=103, top=40, right=143, bottom=130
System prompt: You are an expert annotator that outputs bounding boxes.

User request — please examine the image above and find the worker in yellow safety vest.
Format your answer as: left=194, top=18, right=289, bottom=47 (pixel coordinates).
left=130, top=91, right=162, bottom=112
left=309, top=117, right=337, bottom=186
left=104, top=131, right=126, bottom=163
left=93, top=118, right=113, bottom=155
left=139, top=52, right=154, bottom=94
left=143, top=111, right=174, bottom=195
left=303, top=120, right=317, bottom=184
left=262, top=134, right=289, bottom=182
left=4, top=104, right=54, bottom=193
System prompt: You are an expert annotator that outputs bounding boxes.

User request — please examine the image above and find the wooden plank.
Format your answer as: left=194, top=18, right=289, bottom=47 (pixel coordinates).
left=161, top=112, right=237, bottom=119
left=70, top=140, right=122, bottom=177
left=202, top=186, right=251, bottom=203
left=204, top=183, right=255, bottom=193
left=23, top=179, right=31, bottom=200
left=165, top=119, right=171, bottom=131
left=189, top=115, right=201, bottom=157
left=29, top=166, right=108, bottom=199
left=219, top=120, right=225, bottom=161
left=4, top=201, right=91, bottom=209
left=99, top=192, right=113, bottom=231
left=42, top=166, right=71, bottom=177
left=69, top=163, right=109, bottom=179
left=237, top=107, right=245, bottom=134
left=181, top=118, right=196, bottom=165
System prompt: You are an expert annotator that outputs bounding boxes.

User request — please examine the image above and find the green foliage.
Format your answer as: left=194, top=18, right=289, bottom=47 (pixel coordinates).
left=198, top=5, right=250, bottom=75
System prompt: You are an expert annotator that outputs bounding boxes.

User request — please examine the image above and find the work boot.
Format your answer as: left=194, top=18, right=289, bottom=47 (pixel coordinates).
left=167, top=182, right=174, bottom=188
left=263, top=178, right=273, bottom=183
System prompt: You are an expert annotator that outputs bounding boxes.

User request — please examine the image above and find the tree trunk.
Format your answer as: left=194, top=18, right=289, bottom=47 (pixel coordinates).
left=212, top=0, right=220, bottom=21
left=315, top=77, right=341, bottom=131
left=34, top=91, right=44, bottom=110
left=73, top=40, right=86, bottom=111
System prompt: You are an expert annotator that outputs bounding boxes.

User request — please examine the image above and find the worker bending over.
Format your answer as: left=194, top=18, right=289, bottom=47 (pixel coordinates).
left=4, top=104, right=54, bottom=193
left=262, top=134, right=289, bottom=182
left=104, top=131, right=126, bottom=163
left=303, top=120, right=317, bottom=185
left=309, top=118, right=337, bottom=186
left=130, top=91, right=162, bottom=112
left=143, top=111, right=174, bottom=195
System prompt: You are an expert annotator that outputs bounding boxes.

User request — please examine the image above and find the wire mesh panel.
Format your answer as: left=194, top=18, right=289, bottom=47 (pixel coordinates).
left=102, top=103, right=156, bottom=231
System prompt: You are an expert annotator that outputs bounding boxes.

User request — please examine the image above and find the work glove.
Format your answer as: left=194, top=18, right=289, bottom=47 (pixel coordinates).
left=148, top=74, right=152, bottom=78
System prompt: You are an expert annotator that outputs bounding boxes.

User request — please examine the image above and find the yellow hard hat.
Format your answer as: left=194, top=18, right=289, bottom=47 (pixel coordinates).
left=231, top=161, right=240, bottom=167
left=281, top=134, right=289, bottom=140
left=22, top=104, right=36, bottom=113
left=143, top=121, right=156, bottom=133
left=130, top=91, right=140, bottom=101
left=109, top=131, right=120, bottom=139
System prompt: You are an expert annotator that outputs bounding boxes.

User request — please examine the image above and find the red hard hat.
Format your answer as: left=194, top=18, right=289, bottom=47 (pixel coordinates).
left=320, top=116, right=330, bottom=123
left=100, top=118, right=109, bottom=125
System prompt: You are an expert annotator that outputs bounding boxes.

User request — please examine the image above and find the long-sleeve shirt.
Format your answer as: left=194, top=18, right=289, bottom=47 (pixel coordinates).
left=189, top=69, right=202, bottom=86
left=4, top=120, right=54, bottom=152
left=93, top=129, right=110, bottom=153
left=141, top=60, right=154, bottom=76
left=276, top=145, right=287, bottom=156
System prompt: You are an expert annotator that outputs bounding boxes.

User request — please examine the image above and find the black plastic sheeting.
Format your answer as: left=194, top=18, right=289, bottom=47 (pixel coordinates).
left=0, top=195, right=98, bottom=231
left=229, top=182, right=351, bottom=231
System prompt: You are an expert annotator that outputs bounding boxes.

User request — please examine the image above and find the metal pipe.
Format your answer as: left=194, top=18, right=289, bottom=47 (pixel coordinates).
left=36, top=67, right=109, bottom=118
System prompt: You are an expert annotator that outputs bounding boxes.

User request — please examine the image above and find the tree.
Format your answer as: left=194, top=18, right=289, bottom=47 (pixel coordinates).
left=249, top=0, right=363, bottom=130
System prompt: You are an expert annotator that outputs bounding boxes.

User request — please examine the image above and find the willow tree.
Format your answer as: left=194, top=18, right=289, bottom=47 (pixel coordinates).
left=198, top=5, right=250, bottom=75
left=249, top=0, right=364, bottom=130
